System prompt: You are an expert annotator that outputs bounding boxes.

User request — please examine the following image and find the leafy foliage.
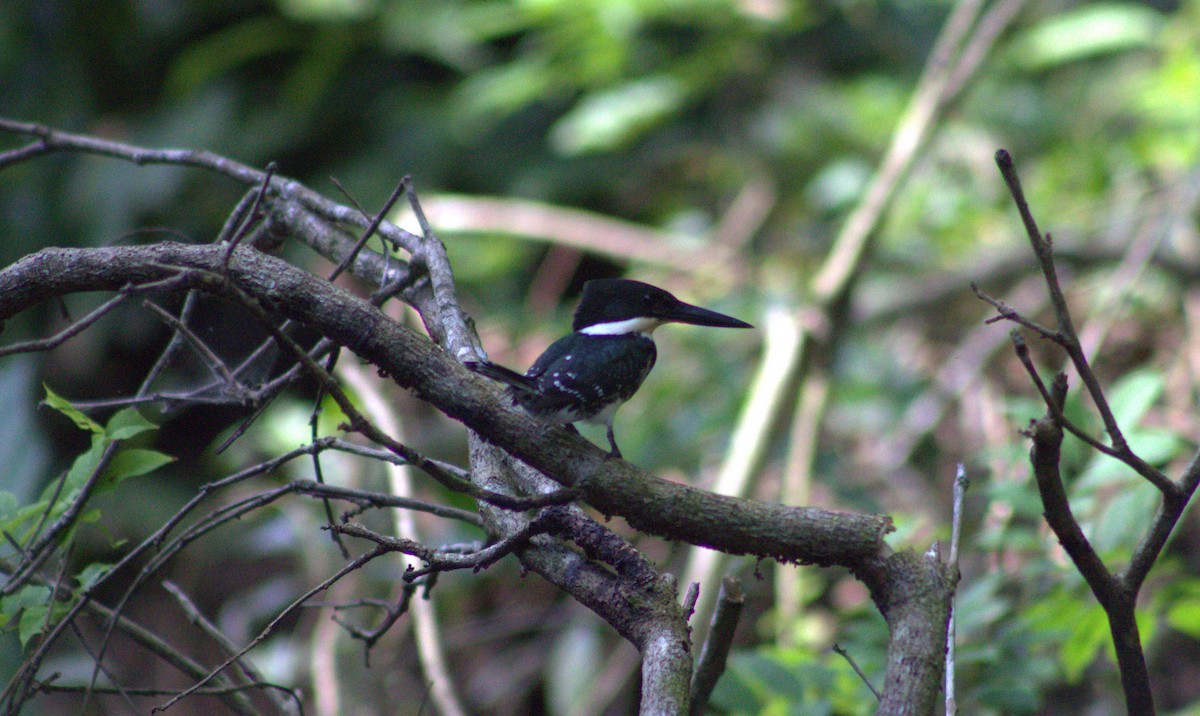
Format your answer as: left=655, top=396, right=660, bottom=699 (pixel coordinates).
left=0, top=389, right=170, bottom=649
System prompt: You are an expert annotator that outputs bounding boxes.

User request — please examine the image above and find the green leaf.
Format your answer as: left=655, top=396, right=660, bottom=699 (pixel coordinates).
left=3, top=585, right=51, bottom=646
left=1127, top=428, right=1183, bottom=466
left=18, top=604, right=47, bottom=647
left=59, top=437, right=107, bottom=496
left=1060, top=605, right=1108, bottom=682
left=1106, top=369, right=1164, bottom=429
left=0, top=491, right=17, bottom=522
left=1077, top=432, right=1181, bottom=496
left=1165, top=582, right=1200, bottom=638
left=76, top=563, right=113, bottom=593
left=2, top=585, right=49, bottom=614
left=2, top=500, right=53, bottom=543
left=103, top=449, right=174, bottom=484
left=165, top=16, right=301, bottom=98
left=1012, top=3, right=1165, bottom=71
left=42, top=385, right=102, bottom=435
left=104, top=408, right=158, bottom=441
left=453, top=61, right=554, bottom=128
left=1093, top=482, right=1159, bottom=555
left=550, top=76, right=687, bottom=155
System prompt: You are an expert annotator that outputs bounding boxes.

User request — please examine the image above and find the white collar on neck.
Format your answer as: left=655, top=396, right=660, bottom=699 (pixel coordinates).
left=579, top=316, right=662, bottom=336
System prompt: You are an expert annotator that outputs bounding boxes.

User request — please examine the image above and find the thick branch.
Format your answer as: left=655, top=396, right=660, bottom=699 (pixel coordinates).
left=853, top=550, right=952, bottom=716
left=0, top=243, right=892, bottom=568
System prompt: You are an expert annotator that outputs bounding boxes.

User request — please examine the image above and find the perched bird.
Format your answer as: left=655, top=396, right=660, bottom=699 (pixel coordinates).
left=465, top=278, right=752, bottom=458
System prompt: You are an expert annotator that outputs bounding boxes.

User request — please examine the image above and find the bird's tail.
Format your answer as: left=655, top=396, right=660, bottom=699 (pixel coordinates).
left=464, top=360, right=535, bottom=391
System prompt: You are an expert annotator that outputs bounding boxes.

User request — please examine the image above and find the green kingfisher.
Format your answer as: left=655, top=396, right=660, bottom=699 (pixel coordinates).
left=465, top=278, right=752, bottom=458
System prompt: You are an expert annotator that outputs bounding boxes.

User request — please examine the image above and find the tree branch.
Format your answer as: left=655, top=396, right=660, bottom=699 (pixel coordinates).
left=978, top=149, right=1200, bottom=716
left=0, top=242, right=893, bottom=567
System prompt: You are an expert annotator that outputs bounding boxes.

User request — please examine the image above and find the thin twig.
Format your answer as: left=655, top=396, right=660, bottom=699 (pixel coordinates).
left=137, top=291, right=200, bottom=395
left=995, top=150, right=1167, bottom=484
left=332, top=521, right=539, bottom=579
left=833, top=643, right=881, bottom=702
left=986, top=151, right=1177, bottom=496
left=329, top=582, right=419, bottom=648
left=945, top=465, right=969, bottom=716
left=970, top=283, right=1060, bottom=340
left=152, top=546, right=387, bottom=713
left=223, top=162, right=276, bottom=266
left=337, top=357, right=467, bottom=716
left=329, top=178, right=408, bottom=284
left=309, top=348, right=350, bottom=558
left=0, top=117, right=427, bottom=260
left=143, top=300, right=250, bottom=397
left=0, top=276, right=188, bottom=358
left=161, top=580, right=297, bottom=715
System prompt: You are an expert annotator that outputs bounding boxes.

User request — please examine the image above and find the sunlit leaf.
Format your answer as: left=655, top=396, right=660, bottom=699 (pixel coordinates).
left=1060, top=605, right=1108, bottom=682
left=550, top=76, right=686, bottom=155
left=1012, top=3, right=1165, bottom=71
left=1105, top=369, right=1163, bottom=429
left=1169, top=608, right=1200, bottom=641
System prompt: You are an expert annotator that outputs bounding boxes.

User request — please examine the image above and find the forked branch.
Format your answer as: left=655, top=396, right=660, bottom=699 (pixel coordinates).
left=978, top=148, right=1200, bottom=716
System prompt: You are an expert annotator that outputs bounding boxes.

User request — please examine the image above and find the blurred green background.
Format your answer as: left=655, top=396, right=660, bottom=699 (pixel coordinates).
left=3, top=0, right=1200, bottom=713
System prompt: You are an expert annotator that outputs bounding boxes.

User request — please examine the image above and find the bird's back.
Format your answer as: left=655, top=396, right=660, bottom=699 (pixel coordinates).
left=519, top=331, right=657, bottom=424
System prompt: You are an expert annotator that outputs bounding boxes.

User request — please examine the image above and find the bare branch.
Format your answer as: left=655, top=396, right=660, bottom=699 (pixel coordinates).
left=945, top=465, right=969, bottom=716
left=161, top=581, right=296, bottom=715
left=152, top=546, right=388, bottom=714
left=143, top=300, right=251, bottom=398
left=332, top=520, right=541, bottom=578
left=689, top=576, right=744, bottom=715
left=0, top=119, right=968, bottom=715
left=994, top=149, right=1173, bottom=495
left=222, top=162, right=276, bottom=266
left=0, top=275, right=189, bottom=358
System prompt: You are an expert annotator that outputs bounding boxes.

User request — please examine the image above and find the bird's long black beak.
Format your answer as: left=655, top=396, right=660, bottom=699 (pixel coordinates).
left=658, top=300, right=753, bottom=329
